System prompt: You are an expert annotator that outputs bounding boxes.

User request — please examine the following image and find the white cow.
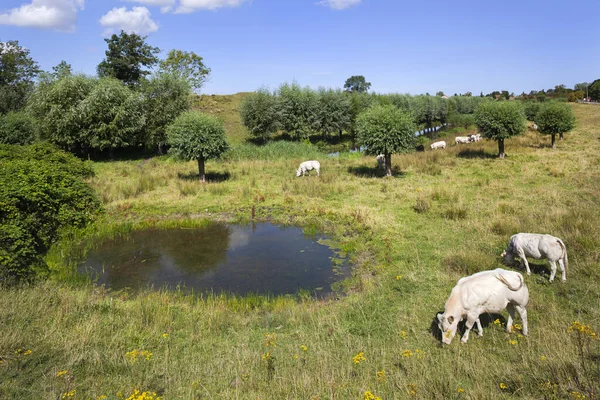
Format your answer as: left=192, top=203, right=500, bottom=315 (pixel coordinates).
left=469, top=134, right=481, bottom=142
left=376, top=154, right=385, bottom=169
left=296, top=160, right=320, bottom=177
left=430, top=141, right=446, bottom=150
left=533, top=123, right=538, bottom=130
left=437, top=268, right=529, bottom=344
left=501, top=233, right=568, bottom=282
left=455, top=136, right=471, bottom=144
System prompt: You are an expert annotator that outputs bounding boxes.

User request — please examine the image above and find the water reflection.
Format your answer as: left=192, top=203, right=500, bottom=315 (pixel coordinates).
left=79, top=223, right=349, bottom=297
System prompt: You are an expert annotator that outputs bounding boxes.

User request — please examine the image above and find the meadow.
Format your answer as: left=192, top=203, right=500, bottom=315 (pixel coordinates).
left=1, top=103, right=599, bottom=399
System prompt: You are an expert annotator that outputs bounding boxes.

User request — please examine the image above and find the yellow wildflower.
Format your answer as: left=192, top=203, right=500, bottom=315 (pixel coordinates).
left=570, top=391, right=587, bottom=400
left=161, top=333, right=168, bottom=339
left=293, top=354, right=299, bottom=359
left=457, top=387, right=465, bottom=393
left=540, top=355, right=547, bottom=361
left=514, top=323, right=522, bottom=330
left=141, top=350, right=152, bottom=361
left=300, top=345, right=308, bottom=352
left=352, top=351, right=366, bottom=365
left=396, top=275, right=403, bottom=280
left=400, top=331, right=407, bottom=339
left=407, top=383, right=417, bottom=396
left=261, top=352, right=272, bottom=361
left=509, top=340, right=518, bottom=345
left=56, top=370, right=68, bottom=378
left=23, top=349, right=32, bottom=356
left=376, top=370, right=387, bottom=382
left=499, top=382, right=508, bottom=390
left=493, top=319, right=501, bottom=326
left=416, top=187, right=422, bottom=192
left=264, top=333, right=277, bottom=348
left=61, top=390, right=76, bottom=399
left=568, top=322, right=598, bottom=338
left=97, top=396, right=108, bottom=400
left=402, top=349, right=413, bottom=357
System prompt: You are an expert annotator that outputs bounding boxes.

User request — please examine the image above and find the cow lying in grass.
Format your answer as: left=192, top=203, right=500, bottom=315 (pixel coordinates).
left=430, top=141, right=446, bottom=150
left=455, top=136, right=471, bottom=144
left=296, top=160, right=320, bottom=177
left=437, top=268, right=529, bottom=344
left=501, top=233, right=568, bottom=282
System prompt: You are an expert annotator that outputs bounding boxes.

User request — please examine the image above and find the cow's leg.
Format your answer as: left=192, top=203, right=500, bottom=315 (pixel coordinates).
left=548, top=260, right=557, bottom=282
left=476, top=318, right=484, bottom=336
left=316, top=168, right=320, bottom=177
left=461, top=314, right=478, bottom=343
left=506, top=303, right=516, bottom=333
left=515, top=305, right=528, bottom=336
left=517, top=249, right=531, bottom=275
left=558, top=258, right=566, bottom=282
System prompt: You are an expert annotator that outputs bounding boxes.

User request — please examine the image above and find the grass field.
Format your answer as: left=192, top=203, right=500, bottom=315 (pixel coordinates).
left=1, top=103, right=600, bottom=399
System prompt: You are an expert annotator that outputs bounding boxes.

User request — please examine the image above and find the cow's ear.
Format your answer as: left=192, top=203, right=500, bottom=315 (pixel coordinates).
left=436, top=313, right=443, bottom=322
left=448, top=316, right=454, bottom=324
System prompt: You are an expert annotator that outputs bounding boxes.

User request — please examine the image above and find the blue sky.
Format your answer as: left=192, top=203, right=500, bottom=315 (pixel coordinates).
left=1, top=0, right=598, bottom=95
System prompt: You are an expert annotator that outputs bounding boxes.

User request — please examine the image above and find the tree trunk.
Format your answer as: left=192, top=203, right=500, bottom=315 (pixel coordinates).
left=552, top=133, right=556, bottom=149
left=198, top=157, right=206, bottom=183
left=157, top=143, right=164, bottom=155
left=385, top=153, right=392, bottom=177
left=559, top=132, right=564, bottom=140
left=498, top=139, right=505, bottom=159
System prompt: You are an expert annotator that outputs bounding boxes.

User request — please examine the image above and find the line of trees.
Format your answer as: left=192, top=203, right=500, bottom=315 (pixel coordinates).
left=240, top=84, right=491, bottom=143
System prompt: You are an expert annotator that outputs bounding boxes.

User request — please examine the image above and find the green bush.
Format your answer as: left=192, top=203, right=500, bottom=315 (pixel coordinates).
left=0, top=111, right=39, bottom=145
left=0, top=143, right=101, bottom=282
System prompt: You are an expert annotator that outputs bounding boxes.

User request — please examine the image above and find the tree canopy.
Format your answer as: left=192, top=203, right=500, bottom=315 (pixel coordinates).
left=159, top=50, right=210, bottom=93
left=240, top=88, right=280, bottom=142
left=475, top=101, right=526, bottom=158
left=589, top=79, right=600, bottom=101
left=0, top=40, right=40, bottom=114
left=344, top=75, right=371, bottom=93
left=97, top=31, right=160, bottom=86
left=535, top=102, right=575, bottom=149
left=356, top=104, right=416, bottom=176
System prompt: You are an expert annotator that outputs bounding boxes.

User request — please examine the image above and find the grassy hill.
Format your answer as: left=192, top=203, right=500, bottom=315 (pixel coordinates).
left=1, top=104, right=600, bottom=399
left=192, top=92, right=250, bottom=145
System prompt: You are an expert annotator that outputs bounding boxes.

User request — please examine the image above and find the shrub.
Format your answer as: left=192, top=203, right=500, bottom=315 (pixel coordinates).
left=0, top=111, right=38, bottom=145
left=535, top=102, right=575, bottom=149
left=277, top=82, right=320, bottom=140
left=475, top=101, right=526, bottom=159
left=240, top=87, right=280, bottom=142
left=0, top=143, right=101, bottom=282
left=167, top=111, right=229, bottom=182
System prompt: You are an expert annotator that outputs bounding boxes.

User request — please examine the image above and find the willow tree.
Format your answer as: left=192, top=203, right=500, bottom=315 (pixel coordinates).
left=356, top=105, right=416, bottom=177
left=475, top=101, right=526, bottom=159
left=167, top=111, right=229, bottom=182
left=535, top=102, right=575, bottom=149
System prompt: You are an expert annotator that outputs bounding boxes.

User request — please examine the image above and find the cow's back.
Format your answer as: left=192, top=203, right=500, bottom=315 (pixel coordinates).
left=456, top=269, right=528, bottom=312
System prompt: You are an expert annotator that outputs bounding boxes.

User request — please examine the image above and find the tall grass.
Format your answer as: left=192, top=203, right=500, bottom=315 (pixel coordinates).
left=224, top=141, right=326, bottom=161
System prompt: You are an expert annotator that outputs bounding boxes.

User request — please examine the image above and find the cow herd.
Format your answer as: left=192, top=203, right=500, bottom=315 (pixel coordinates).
left=437, top=233, right=568, bottom=344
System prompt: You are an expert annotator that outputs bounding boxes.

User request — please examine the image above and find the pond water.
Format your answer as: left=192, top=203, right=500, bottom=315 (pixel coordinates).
left=78, top=223, right=350, bottom=297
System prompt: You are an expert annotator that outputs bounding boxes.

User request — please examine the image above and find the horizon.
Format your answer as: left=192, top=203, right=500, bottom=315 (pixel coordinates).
left=1, top=0, right=598, bottom=96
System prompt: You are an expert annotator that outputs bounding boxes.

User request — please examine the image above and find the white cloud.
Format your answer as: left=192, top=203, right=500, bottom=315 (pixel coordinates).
left=0, top=0, right=84, bottom=32
left=124, top=0, right=175, bottom=13
left=99, top=6, right=158, bottom=36
left=174, top=0, right=248, bottom=14
left=318, top=0, right=361, bottom=10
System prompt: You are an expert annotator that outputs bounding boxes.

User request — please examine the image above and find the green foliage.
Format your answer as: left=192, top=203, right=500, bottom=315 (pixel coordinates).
left=535, top=102, right=575, bottom=137
left=344, top=75, right=371, bottom=93
left=141, top=73, right=191, bottom=152
left=588, top=79, right=600, bottom=101
left=277, top=82, right=320, bottom=140
left=317, top=88, right=351, bottom=139
left=356, top=104, right=416, bottom=156
left=0, top=111, right=38, bottom=145
left=523, top=101, right=541, bottom=121
left=224, top=141, right=325, bottom=161
left=97, top=31, right=160, bottom=86
left=167, top=111, right=229, bottom=161
left=448, top=112, right=475, bottom=129
left=159, top=50, right=210, bottom=93
left=568, top=91, right=584, bottom=102
left=0, top=143, right=100, bottom=282
left=240, top=88, right=280, bottom=142
left=0, top=40, right=40, bottom=114
left=475, top=101, right=526, bottom=141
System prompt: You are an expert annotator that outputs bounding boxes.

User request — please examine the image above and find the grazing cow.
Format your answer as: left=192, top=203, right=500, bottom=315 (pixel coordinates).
left=437, top=268, right=529, bottom=344
left=469, top=134, right=481, bottom=142
left=533, top=123, right=538, bottom=130
left=455, top=136, right=471, bottom=145
left=501, top=233, right=568, bottom=282
left=376, top=154, right=385, bottom=170
left=416, top=144, right=425, bottom=152
left=430, top=141, right=446, bottom=150
left=296, top=160, right=320, bottom=177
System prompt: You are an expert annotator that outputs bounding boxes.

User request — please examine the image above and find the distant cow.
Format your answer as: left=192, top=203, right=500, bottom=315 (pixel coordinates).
left=376, top=154, right=385, bottom=169
left=469, top=134, right=481, bottom=142
left=533, top=123, right=538, bottom=130
left=430, top=141, right=446, bottom=150
left=296, top=160, right=320, bottom=177
left=501, top=233, right=568, bottom=282
left=455, top=136, right=471, bottom=145
left=437, top=268, right=529, bottom=344
left=416, top=144, right=425, bottom=152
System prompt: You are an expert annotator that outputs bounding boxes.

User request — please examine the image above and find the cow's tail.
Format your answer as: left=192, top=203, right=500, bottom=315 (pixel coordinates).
left=557, top=239, right=568, bottom=271
left=496, top=272, right=523, bottom=291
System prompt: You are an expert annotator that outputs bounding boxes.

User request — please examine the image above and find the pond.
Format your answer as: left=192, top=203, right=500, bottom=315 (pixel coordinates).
left=77, top=223, right=350, bottom=298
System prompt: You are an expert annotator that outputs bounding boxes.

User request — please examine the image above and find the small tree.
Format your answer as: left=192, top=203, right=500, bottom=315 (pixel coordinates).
left=167, top=112, right=229, bottom=182
left=344, top=75, right=371, bottom=93
left=317, top=88, right=351, bottom=141
left=240, top=88, right=280, bottom=142
left=356, top=105, right=416, bottom=177
left=535, top=102, right=575, bottom=149
left=475, top=101, right=526, bottom=159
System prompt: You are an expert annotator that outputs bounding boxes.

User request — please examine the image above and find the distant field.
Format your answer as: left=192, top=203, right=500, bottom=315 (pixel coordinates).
left=192, top=92, right=250, bottom=145
left=1, top=104, right=599, bottom=399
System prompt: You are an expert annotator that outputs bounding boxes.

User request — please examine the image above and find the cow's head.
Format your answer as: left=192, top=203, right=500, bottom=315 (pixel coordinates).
left=500, top=250, right=515, bottom=266
left=296, top=168, right=302, bottom=177
left=437, top=313, right=459, bottom=345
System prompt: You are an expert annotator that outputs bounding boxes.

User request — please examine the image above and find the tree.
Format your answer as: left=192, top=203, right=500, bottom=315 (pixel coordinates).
left=356, top=104, right=416, bottom=177
left=0, top=40, right=40, bottom=114
left=436, top=91, right=445, bottom=97
left=475, top=101, right=526, bottom=159
left=589, top=79, right=600, bottom=101
left=97, top=31, right=160, bottom=86
left=574, top=82, right=589, bottom=92
left=240, top=88, right=280, bottom=142
left=344, top=75, right=371, bottom=93
left=141, top=72, right=191, bottom=153
left=317, top=88, right=351, bottom=140
left=523, top=101, right=540, bottom=121
left=167, top=111, right=229, bottom=182
left=535, top=102, right=575, bottom=149
left=52, top=61, right=72, bottom=79
left=159, top=50, right=210, bottom=93
left=277, top=82, right=320, bottom=140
